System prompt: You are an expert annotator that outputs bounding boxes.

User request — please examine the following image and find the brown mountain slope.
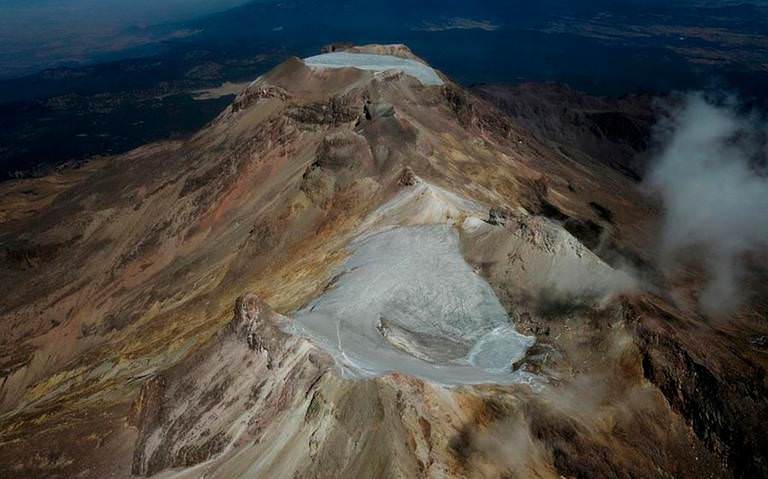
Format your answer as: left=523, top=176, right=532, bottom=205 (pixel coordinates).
left=473, top=83, right=656, bottom=181
left=0, top=45, right=765, bottom=478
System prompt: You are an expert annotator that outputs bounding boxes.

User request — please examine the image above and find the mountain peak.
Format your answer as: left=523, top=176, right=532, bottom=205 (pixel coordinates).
left=0, top=40, right=763, bottom=479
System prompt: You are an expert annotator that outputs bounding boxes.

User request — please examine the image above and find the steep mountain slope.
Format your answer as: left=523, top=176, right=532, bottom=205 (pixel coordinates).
left=473, top=83, right=656, bottom=181
left=0, top=45, right=766, bottom=478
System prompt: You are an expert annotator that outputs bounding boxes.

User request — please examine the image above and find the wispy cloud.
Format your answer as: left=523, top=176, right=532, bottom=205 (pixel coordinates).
left=648, top=93, right=768, bottom=315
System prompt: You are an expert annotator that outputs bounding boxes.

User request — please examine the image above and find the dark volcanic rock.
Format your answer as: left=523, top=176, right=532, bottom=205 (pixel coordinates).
left=286, top=96, right=363, bottom=125
left=397, top=166, right=418, bottom=186
left=474, top=83, right=655, bottom=181
left=634, top=300, right=768, bottom=478
left=487, top=206, right=513, bottom=226
left=364, top=100, right=395, bottom=120
left=232, top=85, right=290, bottom=113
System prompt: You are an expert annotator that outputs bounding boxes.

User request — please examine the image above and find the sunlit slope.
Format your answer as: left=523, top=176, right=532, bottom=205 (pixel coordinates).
left=0, top=45, right=764, bottom=478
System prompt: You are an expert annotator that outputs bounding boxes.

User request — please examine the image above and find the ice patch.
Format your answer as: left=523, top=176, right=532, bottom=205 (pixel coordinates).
left=303, top=52, right=444, bottom=86
left=286, top=225, right=536, bottom=386
left=462, top=216, right=489, bottom=233
left=358, top=182, right=485, bottom=234
left=468, top=325, right=531, bottom=372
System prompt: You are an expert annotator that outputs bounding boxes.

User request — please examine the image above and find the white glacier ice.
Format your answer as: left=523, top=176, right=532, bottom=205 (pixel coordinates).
left=287, top=224, right=536, bottom=386
left=303, top=52, right=444, bottom=86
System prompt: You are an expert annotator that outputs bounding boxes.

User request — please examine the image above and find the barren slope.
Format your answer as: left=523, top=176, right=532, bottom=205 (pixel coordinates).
left=0, top=45, right=766, bottom=478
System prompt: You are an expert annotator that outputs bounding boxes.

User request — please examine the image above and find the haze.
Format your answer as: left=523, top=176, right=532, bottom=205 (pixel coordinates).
left=0, top=0, right=257, bottom=77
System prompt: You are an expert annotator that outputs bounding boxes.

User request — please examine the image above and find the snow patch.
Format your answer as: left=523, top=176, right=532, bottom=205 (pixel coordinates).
left=303, top=52, right=444, bottom=86
left=462, top=216, right=490, bottom=233
left=287, top=224, right=535, bottom=386
left=359, top=182, right=485, bottom=234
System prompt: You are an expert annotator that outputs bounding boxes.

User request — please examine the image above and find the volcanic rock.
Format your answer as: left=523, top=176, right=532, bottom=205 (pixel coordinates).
left=0, top=44, right=765, bottom=479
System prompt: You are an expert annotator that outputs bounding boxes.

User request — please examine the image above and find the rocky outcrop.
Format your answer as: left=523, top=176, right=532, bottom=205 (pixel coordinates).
left=128, top=296, right=475, bottom=479
left=443, top=83, right=514, bottom=138
left=286, top=95, right=363, bottom=125
left=314, top=130, right=373, bottom=172
left=229, top=295, right=290, bottom=358
left=329, top=44, right=425, bottom=62
left=397, top=166, right=418, bottom=186
left=487, top=206, right=513, bottom=226
left=231, top=85, right=290, bottom=114
left=299, top=129, right=376, bottom=206
left=300, top=163, right=336, bottom=206
left=131, top=294, right=324, bottom=476
left=634, top=299, right=768, bottom=478
left=364, top=100, right=395, bottom=120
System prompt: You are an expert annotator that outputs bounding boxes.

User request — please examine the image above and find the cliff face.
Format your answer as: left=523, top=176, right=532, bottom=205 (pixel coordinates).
left=0, top=45, right=765, bottom=478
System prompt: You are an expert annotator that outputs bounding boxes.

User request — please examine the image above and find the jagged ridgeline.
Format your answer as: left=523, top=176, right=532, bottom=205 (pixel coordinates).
left=0, top=45, right=766, bottom=478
